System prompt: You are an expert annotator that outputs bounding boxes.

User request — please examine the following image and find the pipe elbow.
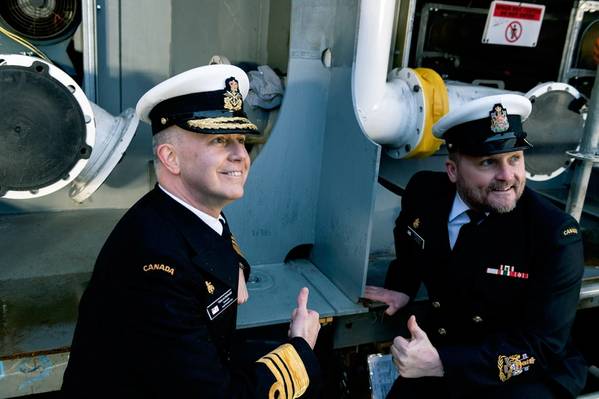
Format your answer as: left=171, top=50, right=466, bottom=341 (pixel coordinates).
left=354, top=79, right=417, bottom=147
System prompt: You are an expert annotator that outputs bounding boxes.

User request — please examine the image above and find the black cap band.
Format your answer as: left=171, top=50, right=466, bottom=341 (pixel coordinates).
left=445, top=115, right=532, bottom=155
left=149, top=90, right=255, bottom=134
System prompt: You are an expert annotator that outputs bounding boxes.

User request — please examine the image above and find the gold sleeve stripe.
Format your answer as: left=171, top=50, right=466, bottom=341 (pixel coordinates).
left=268, top=381, right=285, bottom=399
left=257, top=356, right=289, bottom=399
left=266, top=355, right=293, bottom=398
left=257, top=343, right=309, bottom=399
left=272, top=353, right=297, bottom=393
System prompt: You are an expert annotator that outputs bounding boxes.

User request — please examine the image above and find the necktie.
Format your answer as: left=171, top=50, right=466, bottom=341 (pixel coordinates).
left=453, top=209, right=485, bottom=251
left=219, top=218, right=230, bottom=237
left=465, top=209, right=485, bottom=226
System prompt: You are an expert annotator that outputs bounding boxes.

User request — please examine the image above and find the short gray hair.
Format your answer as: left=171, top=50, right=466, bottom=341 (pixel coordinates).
left=152, top=127, right=180, bottom=163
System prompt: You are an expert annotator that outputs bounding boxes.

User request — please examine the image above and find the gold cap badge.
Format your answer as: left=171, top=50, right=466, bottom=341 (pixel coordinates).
left=412, top=218, right=420, bottom=229
left=223, top=77, right=243, bottom=111
left=490, top=103, right=509, bottom=133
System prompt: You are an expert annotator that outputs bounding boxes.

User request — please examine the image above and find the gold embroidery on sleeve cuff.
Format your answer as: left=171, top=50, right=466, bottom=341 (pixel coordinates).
left=257, top=343, right=310, bottom=398
left=498, top=353, right=535, bottom=382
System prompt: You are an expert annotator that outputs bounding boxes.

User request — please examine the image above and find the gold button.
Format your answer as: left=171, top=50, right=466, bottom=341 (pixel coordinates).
left=472, top=315, right=483, bottom=323
left=437, top=328, right=447, bottom=336
left=160, top=117, right=167, bottom=125
left=432, top=301, right=441, bottom=308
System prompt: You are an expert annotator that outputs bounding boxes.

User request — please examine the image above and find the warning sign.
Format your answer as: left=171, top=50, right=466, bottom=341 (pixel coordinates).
left=482, top=1, right=545, bottom=47
left=505, top=21, right=522, bottom=43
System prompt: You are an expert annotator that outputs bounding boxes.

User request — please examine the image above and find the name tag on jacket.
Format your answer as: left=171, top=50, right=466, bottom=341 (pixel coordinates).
left=407, top=226, right=425, bottom=249
left=206, top=288, right=236, bottom=320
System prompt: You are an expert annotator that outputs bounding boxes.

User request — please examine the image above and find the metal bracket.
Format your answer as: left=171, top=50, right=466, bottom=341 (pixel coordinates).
left=566, top=149, right=599, bottom=163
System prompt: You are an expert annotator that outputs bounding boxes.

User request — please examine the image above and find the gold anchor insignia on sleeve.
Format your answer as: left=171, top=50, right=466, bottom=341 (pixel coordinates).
left=205, top=281, right=215, bottom=294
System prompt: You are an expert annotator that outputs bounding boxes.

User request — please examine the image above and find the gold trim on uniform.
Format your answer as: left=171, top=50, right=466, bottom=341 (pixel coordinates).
left=187, top=117, right=257, bottom=131
left=498, top=353, right=535, bottom=382
left=266, top=379, right=285, bottom=399
left=231, top=234, right=245, bottom=257
left=205, top=281, right=215, bottom=294
left=257, top=343, right=309, bottom=399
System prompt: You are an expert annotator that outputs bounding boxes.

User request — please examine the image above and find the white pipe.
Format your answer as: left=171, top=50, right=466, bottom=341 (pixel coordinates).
left=352, top=0, right=514, bottom=151
left=354, top=0, right=394, bottom=113
left=353, top=0, right=418, bottom=147
left=445, top=81, right=512, bottom=113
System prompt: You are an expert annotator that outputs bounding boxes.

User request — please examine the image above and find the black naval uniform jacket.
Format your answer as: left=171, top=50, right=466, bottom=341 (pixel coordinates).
left=62, top=186, right=319, bottom=398
left=385, top=171, right=587, bottom=397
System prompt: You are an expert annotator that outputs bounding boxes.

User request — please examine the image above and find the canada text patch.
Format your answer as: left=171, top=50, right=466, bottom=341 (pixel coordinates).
left=142, top=263, right=175, bottom=276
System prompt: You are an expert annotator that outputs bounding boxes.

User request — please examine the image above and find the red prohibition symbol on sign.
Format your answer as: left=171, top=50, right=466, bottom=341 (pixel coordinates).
left=505, top=21, right=523, bottom=43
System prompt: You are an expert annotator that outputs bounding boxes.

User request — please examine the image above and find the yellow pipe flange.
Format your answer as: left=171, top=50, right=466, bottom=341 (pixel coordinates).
left=405, top=68, right=449, bottom=159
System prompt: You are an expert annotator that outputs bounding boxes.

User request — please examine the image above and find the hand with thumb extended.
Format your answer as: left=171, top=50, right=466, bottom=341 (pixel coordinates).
left=289, top=287, right=320, bottom=349
left=390, top=315, right=444, bottom=378
left=407, top=313, right=427, bottom=340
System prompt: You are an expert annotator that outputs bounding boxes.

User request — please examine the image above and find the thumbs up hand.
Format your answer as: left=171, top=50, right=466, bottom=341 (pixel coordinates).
left=390, top=315, right=444, bottom=378
left=289, top=287, right=321, bottom=349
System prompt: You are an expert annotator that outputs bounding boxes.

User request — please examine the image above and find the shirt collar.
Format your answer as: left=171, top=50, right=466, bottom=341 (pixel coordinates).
left=448, top=192, right=470, bottom=223
left=159, top=184, right=225, bottom=235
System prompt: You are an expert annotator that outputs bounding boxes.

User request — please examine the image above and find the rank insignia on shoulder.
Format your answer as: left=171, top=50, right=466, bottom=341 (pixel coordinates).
left=205, top=281, right=215, bottom=294
left=231, top=234, right=245, bottom=257
left=412, top=218, right=420, bottom=229
left=498, top=353, right=535, bottom=382
left=142, top=263, right=175, bottom=276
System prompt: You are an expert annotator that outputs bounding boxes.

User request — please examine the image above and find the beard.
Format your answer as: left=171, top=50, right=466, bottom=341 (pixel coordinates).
left=456, top=177, right=525, bottom=214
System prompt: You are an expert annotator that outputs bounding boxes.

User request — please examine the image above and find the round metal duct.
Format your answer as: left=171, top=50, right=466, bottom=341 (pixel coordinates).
left=0, top=54, right=94, bottom=199
left=524, top=83, right=584, bottom=181
left=0, top=0, right=79, bottom=41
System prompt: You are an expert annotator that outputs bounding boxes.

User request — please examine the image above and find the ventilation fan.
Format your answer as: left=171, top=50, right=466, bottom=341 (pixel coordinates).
left=0, top=0, right=79, bottom=42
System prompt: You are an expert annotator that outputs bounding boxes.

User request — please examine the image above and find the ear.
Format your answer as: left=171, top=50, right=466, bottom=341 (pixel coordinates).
left=445, top=158, right=458, bottom=183
left=156, top=143, right=180, bottom=175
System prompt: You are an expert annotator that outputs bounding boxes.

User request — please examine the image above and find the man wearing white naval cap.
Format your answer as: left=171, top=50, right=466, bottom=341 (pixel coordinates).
left=364, top=94, right=586, bottom=398
left=62, top=64, right=321, bottom=398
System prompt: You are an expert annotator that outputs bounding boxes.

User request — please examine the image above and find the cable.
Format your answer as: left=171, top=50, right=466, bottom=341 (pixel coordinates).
left=378, top=176, right=405, bottom=197
left=0, top=25, right=51, bottom=63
